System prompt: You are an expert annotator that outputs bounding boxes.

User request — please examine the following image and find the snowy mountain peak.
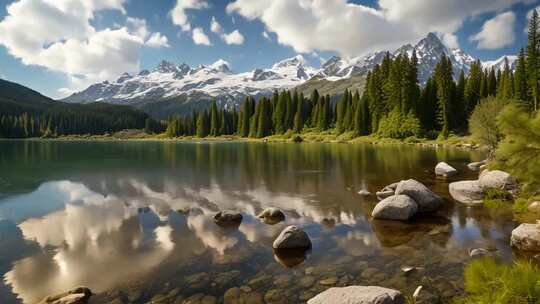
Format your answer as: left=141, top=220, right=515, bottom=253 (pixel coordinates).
left=209, top=59, right=231, bottom=73
left=155, top=60, right=178, bottom=73
left=272, top=55, right=307, bottom=69
left=483, top=55, right=518, bottom=71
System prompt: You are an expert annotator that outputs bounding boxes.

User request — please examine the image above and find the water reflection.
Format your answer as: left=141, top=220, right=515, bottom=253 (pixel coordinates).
left=0, top=141, right=518, bottom=303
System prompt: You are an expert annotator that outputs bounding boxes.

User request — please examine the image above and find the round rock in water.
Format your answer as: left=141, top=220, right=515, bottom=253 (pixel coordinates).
left=448, top=180, right=485, bottom=205
left=511, top=223, right=540, bottom=251
left=395, top=179, right=444, bottom=212
left=257, top=207, right=285, bottom=224
left=372, top=195, right=418, bottom=220
left=214, top=210, right=243, bottom=227
left=272, top=225, right=311, bottom=249
left=435, top=162, right=458, bottom=177
left=307, top=286, right=405, bottom=304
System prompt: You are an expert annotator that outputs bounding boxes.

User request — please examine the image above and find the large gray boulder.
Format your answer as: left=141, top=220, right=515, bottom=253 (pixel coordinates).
left=307, top=286, right=405, bottom=304
left=448, top=180, right=485, bottom=205
left=395, top=179, right=444, bottom=213
left=39, top=287, right=92, bottom=304
left=511, top=223, right=540, bottom=251
left=435, top=162, right=458, bottom=177
left=372, top=195, right=418, bottom=220
left=478, top=170, right=517, bottom=191
left=273, top=225, right=312, bottom=249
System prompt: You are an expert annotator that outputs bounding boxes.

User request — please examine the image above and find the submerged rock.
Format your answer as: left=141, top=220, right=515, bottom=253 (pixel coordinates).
left=307, top=286, right=405, bottom=304
left=435, top=162, right=458, bottom=177
left=467, top=160, right=486, bottom=171
left=511, top=223, right=540, bottom=251
left=469, top=248, right=491, bottom=259
left=273, top=225, right=311, bottom=249
left=214, top=210, right=243, bottom=227
left=257, top=207, right=285, bottom=224
left=372, top=195, right=418, bottom=220
left=478, top=170, right=518, bottom=191
left=358, top=189, right=371, bottom=196
left=448, top=180, right=485, bottom=205
left=395, top=179, right=444, bottom=212
left=39, top=287, right=92, bottom=304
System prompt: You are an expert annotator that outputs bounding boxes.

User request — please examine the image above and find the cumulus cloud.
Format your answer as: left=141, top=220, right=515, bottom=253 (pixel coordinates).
left=221, top=29, right=245, bottom=45
left=262, top=31, right=271, bottom=41
left=226, top=0, right=529, bottom=57
left=471, top=11, right=516, bottom=49
left=192, top=27, right=212, bottom=45
left=210, top=16, right=222, bottom=33
left=170, top=0, right=209, bottom=32
left=146, top=32, right=170, bottom=48
left=0, top=0, right=168, bottom=96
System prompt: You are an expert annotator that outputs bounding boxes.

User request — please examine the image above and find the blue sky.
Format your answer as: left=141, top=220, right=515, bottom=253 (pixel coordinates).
left=0, top=0, right=538, bottom=99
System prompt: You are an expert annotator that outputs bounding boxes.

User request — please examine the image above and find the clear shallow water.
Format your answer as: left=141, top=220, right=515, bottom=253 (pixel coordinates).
left=0, top=140, right=518, bottom=303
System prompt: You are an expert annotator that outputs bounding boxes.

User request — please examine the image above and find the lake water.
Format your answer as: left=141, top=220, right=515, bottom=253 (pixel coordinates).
left=0, top=140, right=519, bottom=303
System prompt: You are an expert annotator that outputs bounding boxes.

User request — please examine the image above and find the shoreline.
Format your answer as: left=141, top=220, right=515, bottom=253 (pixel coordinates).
left=1, top=132, right=485, bottom=150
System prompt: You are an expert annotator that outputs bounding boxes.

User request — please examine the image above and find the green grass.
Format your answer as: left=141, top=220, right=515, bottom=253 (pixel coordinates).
left=453, top=258, right=540, bottom=304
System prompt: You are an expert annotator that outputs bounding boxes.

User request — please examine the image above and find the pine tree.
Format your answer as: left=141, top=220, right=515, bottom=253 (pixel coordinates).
left=528, top=9, right=540, bottom=111
left=196, top=111, right=208, bottom=137
left=515, top=48, right=529, bottom=101
left=435, top=54, right=454, bottom=138
left=293, top=93, right=304, bottom=133
left=209, top=100, right=219, bottom=136
left=464, top=60, right=482, bottom=115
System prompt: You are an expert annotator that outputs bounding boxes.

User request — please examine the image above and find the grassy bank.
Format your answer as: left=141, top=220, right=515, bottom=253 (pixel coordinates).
left=30, top=128, right=482, bottom=149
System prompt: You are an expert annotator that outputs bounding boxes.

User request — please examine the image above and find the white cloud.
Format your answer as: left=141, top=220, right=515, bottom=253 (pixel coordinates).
left=221, top=29, right=245, bottom=45
left=471, top=11, right=516, bottom=49
left=0, top=0, right=166, bottom=96
left=210, top=16, right=222, bottom=33
left=262, top=31, right=271, bottom=41
left=192, top=27, right=211, bottom=45
left=170, top=0, right=209, bottom=32
left=146, top=32, right=170, bottom=48
left=227, top=0, right=529, bottom=57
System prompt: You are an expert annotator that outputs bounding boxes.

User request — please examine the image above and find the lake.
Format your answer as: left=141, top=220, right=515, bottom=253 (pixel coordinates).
left=0, top=140, right=518, bottom=303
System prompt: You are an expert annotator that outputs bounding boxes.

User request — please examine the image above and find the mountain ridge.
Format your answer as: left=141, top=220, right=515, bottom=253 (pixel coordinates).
left=63, top=32, right=517, bottom=118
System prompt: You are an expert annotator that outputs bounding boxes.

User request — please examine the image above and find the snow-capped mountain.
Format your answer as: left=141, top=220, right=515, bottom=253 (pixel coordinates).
left=482, top=55, right=518, bottom=72
left=63, top=32, right=515, bottom=117
left=63, top=55, right=316, bottom=108
left=318, top=32, right=476, bottom=84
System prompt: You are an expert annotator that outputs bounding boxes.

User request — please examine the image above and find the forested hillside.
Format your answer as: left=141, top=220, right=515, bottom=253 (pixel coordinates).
left=0, top=79, right=156, bottom=138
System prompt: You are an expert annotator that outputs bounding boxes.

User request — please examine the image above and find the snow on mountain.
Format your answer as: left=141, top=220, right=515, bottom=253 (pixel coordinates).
left=64, top=32, right=517, bottom=115
left=63, top=55, right=315, bottom=107
left=482, top=55, right=518, bottom=72
left=319, top=32, right=476, bottom=84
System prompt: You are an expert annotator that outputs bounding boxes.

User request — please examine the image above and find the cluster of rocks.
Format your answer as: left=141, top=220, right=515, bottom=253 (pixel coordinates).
left=372, top=179, right=444, bottom=221
left=449, top=169, right=518, bottom=205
